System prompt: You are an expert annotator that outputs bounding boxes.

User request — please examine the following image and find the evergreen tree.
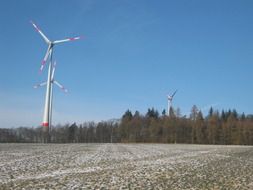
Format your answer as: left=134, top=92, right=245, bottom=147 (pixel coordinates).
left=162, top=109, right=166, bottom=117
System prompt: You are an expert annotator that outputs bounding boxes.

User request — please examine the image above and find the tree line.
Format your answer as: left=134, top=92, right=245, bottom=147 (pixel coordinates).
left=1, top=106, right=253, bottom=145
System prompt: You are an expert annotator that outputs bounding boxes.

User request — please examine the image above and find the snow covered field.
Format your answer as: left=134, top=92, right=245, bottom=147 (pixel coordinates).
left=0, top=144, right=252, bottom=189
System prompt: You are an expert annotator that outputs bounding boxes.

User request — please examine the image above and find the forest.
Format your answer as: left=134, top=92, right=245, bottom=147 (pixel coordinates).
left=1, top=106, right=253, bottom=145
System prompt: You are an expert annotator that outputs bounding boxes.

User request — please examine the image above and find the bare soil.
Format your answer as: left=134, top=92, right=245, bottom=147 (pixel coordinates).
left=0, top=143, right=252, bottom=189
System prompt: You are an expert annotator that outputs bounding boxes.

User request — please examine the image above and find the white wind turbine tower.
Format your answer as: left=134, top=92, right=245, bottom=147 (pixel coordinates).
left=31, top=21, right=81, bottom=138
left=167, top=90, right=177, bottom=115
left=34, top=61, right=68, bottom=132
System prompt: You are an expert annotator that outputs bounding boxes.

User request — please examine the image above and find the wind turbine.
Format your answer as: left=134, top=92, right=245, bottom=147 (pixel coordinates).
left=31, top=21, right=81, bottom=137
left=34, top=61, right=68, bottom=133
left=31, top=21, right=81, bottom=73
left=167, top=90, right=177, bottom=115
left=34, top=61, right=68, bottom=92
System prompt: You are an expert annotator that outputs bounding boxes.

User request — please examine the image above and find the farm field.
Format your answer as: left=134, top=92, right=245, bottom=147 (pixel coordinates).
left=0, top=143, right=252, bottom=189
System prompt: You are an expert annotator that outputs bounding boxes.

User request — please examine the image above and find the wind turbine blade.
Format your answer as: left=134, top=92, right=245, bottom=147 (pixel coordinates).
left=30, top=20, right=50, bottom=44
left=33, top=82, right=47, bottom=88
left=51, top=61, right=57, bottom=80
left=40, top=46, right=51, bottom=72
left=53, top=36, right=82, bottom=44
left=172, top=90, right=178, bottom=98
left=53, top=80, right=68, bottom=93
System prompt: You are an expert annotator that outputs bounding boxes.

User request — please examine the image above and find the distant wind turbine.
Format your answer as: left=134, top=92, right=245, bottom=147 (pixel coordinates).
left=34, top=61, right=68, bottom=93
left=31, top=21, right=81, bottom=138
left=167, top=90, right=178, bottom=115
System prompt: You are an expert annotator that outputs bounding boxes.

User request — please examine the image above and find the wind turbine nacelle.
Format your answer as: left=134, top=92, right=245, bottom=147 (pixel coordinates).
left=168, top=96, right=172, bottom=100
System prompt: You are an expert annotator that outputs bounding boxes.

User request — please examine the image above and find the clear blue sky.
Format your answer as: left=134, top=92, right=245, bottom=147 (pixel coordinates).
left=1, top=0, right=253, bottom=128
